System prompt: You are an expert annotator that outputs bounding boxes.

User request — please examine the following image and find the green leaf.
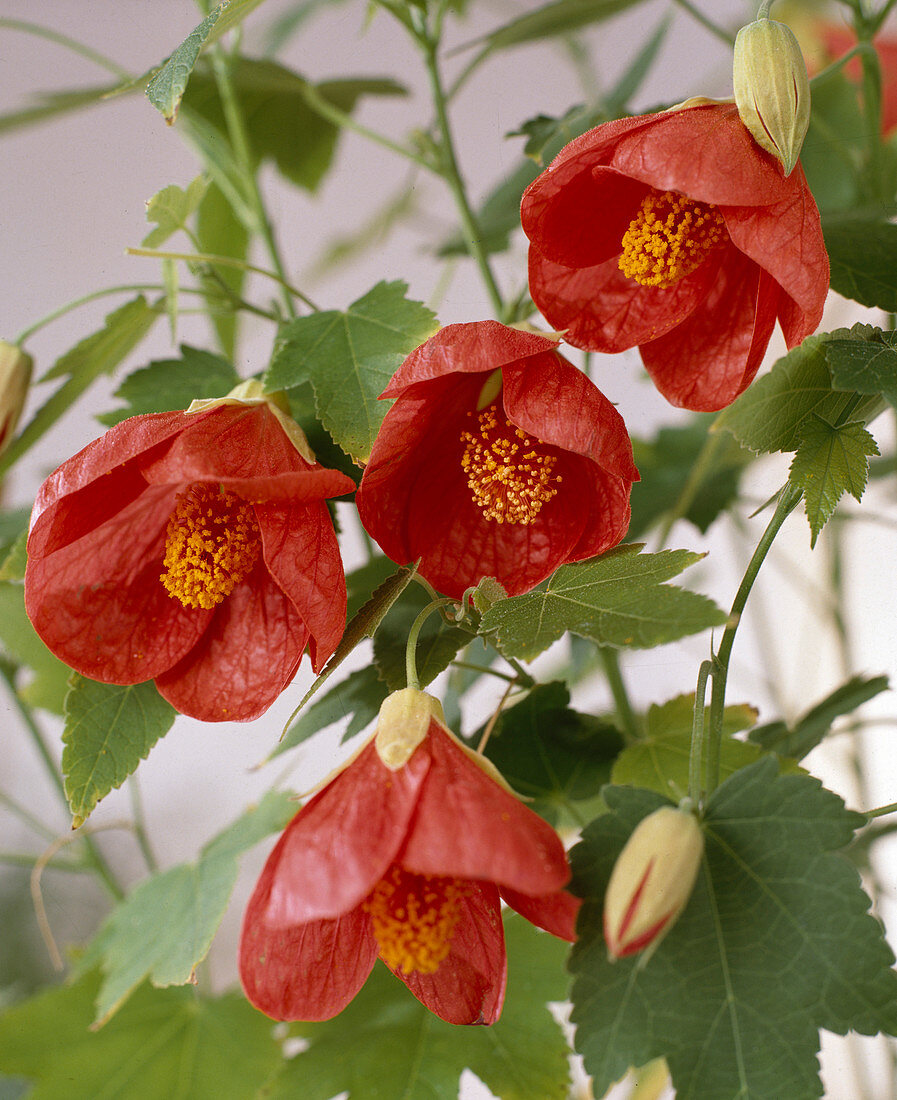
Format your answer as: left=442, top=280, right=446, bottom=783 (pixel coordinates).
left=749, top=674, right=890, bottom=760
left=266, top=280, right=438, bottom=461
left=141, top=176, right=208, bottom=247
left=145, top=5, right=225, bottom=123
left=475, top=0, right=651, bottom=52
left=77, top=790, right=294, bottom=1024
left=474, top=682, right=623, bottom=827
left=61, top=677, right=177, bottom=827
left=0, top=510, right=30, bottom=581
left=628, top=416, right=752, bottom=538
left=713, top=333, right=880, bottom=455
left=373, top=582, right=474, bottom=692
left=98, top=345, right=239, bottom=426
left=824, top=217, right=897, bottom=311
left=0, top=973, right=281, bottom=1099
left=569, top=762, right=897, bottom=1100
left=789, top=415, right=879, bottom=546
left=267, top=914, right=572, bottom=1100
left=195, top=181, right=250, bottom=358
left=610, top=692, right=763, bottom=798
left=479, top=545, right=726, bottom=661
left=204, top=0, right=271, bottom=44
left=507, top=103, right=589, bottom=163
left=824, top=322, right=897, bottom=408
left=0, top=582, right=71, bottom=714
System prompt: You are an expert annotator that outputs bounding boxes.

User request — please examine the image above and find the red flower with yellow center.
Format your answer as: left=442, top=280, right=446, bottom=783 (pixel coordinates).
left=521, top=103, right=830, bottom=411
left=24, top=389, right=355, bottom=722
left=354, top=321, right=638, bottom=599
left=239, top=689, right=580, bottom=1025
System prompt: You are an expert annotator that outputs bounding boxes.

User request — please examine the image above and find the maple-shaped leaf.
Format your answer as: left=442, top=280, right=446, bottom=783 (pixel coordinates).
left=569, top=760, right=897, bottom=1100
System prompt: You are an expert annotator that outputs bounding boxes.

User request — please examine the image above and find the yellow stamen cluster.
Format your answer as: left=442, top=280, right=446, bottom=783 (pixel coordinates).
left=460, top=405, right=560, bottom=525
left=364, top=865, right=466, bottom=975
left=618, top=190, right=726, bottom=288
left=160, top=483, right=261, bottom=610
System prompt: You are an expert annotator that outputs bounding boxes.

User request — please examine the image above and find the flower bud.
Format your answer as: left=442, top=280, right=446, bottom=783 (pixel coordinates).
left=604, top=805, right=704, bottom=960
left=0, top=342, right=32, bottom=458
left=733, top=16, right=811, bottom=176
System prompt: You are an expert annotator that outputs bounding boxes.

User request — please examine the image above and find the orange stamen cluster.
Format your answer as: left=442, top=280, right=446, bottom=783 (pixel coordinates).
left=364, top=865, right=466, bottom=975
left=618, top=189, right=726, bottom=288
left=460, top=405, right=560, bottom=525
left=160, top=483, right=261, bottom=609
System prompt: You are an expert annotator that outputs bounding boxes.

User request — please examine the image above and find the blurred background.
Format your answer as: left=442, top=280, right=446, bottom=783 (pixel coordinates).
left=1, top=1, right=896, bottom=1097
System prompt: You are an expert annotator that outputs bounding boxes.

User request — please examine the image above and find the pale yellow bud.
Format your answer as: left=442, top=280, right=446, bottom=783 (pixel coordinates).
left=0, top=342, right=32, bottom=458
left=733, top=16, right=811, bottom=175
left=374, top=687, right=445, bottom=770
left=604, top=805, right=704, bottom=960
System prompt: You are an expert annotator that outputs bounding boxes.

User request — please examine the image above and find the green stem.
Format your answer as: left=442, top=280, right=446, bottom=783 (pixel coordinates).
left=0, top=852, right=90, bottom=873
left=669, top=0, right=735, bottom=46
left=421, top=40, right=505, bottom=318
left=405, top=597, right=459, bottom=690
left=871, top=0, right=897, bottom=36
left=689, top=660, right=713, bottom=804
left=865, top=800, right=897, bottom=819
left=655, top=429, right=727, bottom=548
left=0, top=789, right=58, bottom=841
left=705, top=483, right=803, bottom=792
left=599, top=647, right=641, bottom=742
left=450, top=660, right=517, bottom=683
left=129, top=776, right=158, bottom=874
left=209, top=46, right=296, bottom=319
left=0, top=667, right=124, bottom=901
left=0, top=18, right=133, bottom=80
left=14, top=284, right=184, bottom=345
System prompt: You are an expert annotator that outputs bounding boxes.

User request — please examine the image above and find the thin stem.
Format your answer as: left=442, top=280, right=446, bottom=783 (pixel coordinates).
left=599, top=647, right=641, bottom=742
left=450, top=660, right=517, bottom=684
left=655, top=429, right=728, bottom=548
left=705, top=483, right=803, bottom=792
left=871, top=0, right=897, bottom=36
left=209, top=46, right=296, bottom=319
left=0, top=789, right=59, bottom=841
left=864, top=800, right=897, bottom=819
left=15, top=284, right=185, bottom=345
left=689, top=660, right=713, bottom=804
left=0, top=852, right=89, bottom=873
left=405, top=597, right=459, bottom=690
left=0, top=18, right=133, bottom=80
left=476, top=678, right=515, bottom=754
left=421, top=39, right=505, bottom=318
left=670, top=0, right=735, bottom=47
left=129, top=776, right=158, bottom=874
left=126, top=248, right=320, bottom=312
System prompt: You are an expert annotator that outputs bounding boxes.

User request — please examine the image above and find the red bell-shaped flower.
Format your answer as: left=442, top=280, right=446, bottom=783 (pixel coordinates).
left=521, top=103, right=829, bottom=411
left=24, top=388, right=355, bottom=722
left=239, top=688, right=580, bottom=1025
left=355, top=321, right=638, bottom=599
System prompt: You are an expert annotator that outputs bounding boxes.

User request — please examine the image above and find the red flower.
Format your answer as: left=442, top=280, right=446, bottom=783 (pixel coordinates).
left=24, top=393, right=355, bottom=722
left=354, top=321, right=637, bottom=599
left=239, top=688, right=580, bottom=1025
left=521, top=103, right=829, bottom=412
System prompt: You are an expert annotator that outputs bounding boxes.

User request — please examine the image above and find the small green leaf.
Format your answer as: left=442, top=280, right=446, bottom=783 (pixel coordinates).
left=0, top=973, right=282, bottom=1099
left=824, top=217, right=897, bottom=310
left=713, top=333, right=879, bottom=455
left=479, top=545, right=726, bottom=661
left=266, top=280, right=438, bottom=461
left=824, top=323, right=897, bottom=408
left=196, top=182, right=250, bottom=358
left=749, top=674, right=890, bottom=760
left=42, top=297, right=158, bottom=384
left=268, top=914, right=572, bottom=1100
left=475, top=682, right=623, bottom=827
left=570, top=762, right=897, bottom=1100
left=98, top=345, right=239, bottom=426
left=789, top=415, right=878, bottom=546
left=77, top=790, right=294, bottom=1023
left=0, top=513, right=29, bottom=581
left=0, top=582, right=71, bottom=714
left=62, top=677, right=177, bottom=826
left=141, top=176, right=208, bottom=247
left=476, top=0, right=651, bottom=52
left=145, top=5, right=225, bottom=123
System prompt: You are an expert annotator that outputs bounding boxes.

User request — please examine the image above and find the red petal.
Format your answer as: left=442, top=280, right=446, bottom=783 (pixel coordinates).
left=256, top=501, right=347, bottom=673
left=260, top=739, right=430, bottom=925
left=500, top=886, right=581, bottom=942
left=390, top=880, right=507, bottom=1025
left=154, top=564, right=309, bottom=721
left=566, top=470, right=633, bottom=562
left=400, top=722, right=572, bottom=896
left=25, top=485, right=210, bottom=683
left=381, top=321, right=559, bottom=398
left=239, top=895, right=378, bottom=1022
left=640, top=252, right=780, bottom=411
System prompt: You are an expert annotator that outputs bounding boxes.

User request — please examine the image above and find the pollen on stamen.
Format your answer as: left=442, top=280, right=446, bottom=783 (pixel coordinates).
left=460, top=405, right=561, bottom=525
left=160, top=483, right=261, bottom=610
left=363, top=865, right=466, bottom=975
left=618, top=190, right=726, bottom=289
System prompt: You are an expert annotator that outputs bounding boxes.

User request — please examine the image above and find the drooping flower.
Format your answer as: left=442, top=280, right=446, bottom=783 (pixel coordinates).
left=354, top=321, right=638, bottom=600
left=521, top=103, right=829, bottom=412
left=24, top=384, right=355, bottom=722
left=603, top=805, right=704, bottom=961
left=239, top=688, right=580, bottom=1025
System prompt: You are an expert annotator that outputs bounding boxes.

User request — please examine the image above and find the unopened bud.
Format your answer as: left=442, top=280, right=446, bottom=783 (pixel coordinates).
left=375, top=688, right=445, bottom=770
left=604, top=805, right=704, bottom=961
left=733, top=15, right=811, bottom=175
left=0, top=342, right=32, bottom=458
